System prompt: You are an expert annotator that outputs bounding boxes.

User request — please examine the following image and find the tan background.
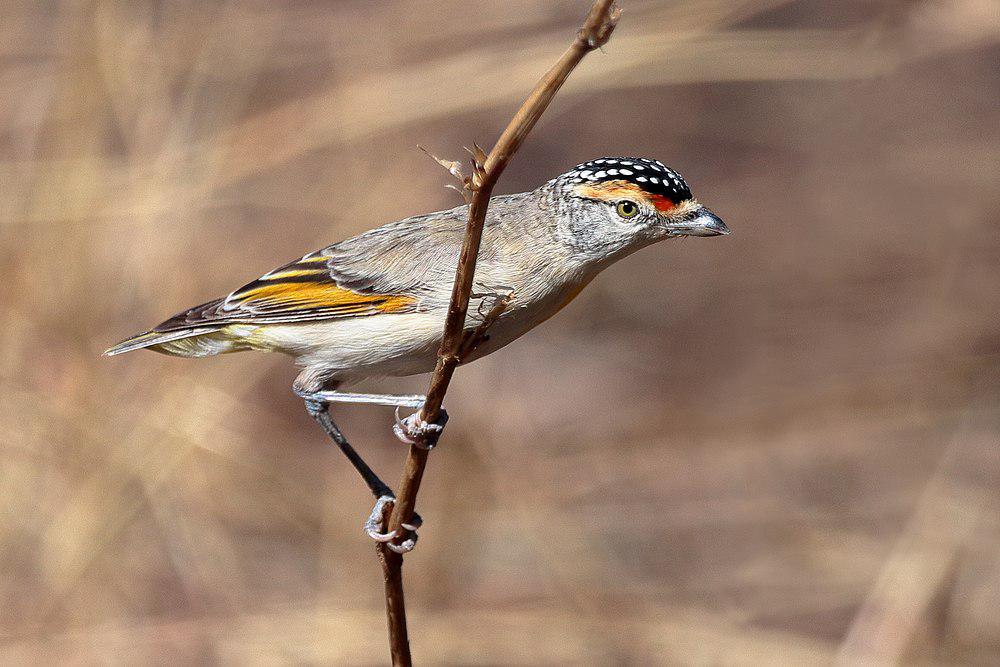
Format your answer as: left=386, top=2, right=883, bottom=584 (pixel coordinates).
left=2, top=0, right=999, bottom=663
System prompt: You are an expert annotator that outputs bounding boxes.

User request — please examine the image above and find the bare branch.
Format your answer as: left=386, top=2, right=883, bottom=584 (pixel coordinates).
left=376, top=2, right=621, bottom=665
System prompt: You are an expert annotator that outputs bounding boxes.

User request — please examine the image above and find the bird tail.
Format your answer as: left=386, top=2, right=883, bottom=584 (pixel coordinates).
left=105, top=296, right=254, bottom=358
left=104, top=326, right=234, bottom=357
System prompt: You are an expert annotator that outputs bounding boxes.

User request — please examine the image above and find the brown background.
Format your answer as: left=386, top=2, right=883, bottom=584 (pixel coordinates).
left=2, top=0, right=998, bottom=663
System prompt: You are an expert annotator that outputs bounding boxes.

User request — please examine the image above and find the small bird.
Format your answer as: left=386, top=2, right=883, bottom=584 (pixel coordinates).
left=107, top=156, right=728, bottom=547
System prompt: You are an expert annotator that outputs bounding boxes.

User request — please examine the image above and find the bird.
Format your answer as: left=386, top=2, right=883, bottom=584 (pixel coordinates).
left=106, top=156, right=728, bottom=549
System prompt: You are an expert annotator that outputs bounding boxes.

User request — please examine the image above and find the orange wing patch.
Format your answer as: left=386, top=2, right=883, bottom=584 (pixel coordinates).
left=143, top=251, right=418, bottom=332
left=214, top=251, right=419, bottom=323
left=575, top=180, right=676, bottom=213
left=233, top=281, right=414, bottom=316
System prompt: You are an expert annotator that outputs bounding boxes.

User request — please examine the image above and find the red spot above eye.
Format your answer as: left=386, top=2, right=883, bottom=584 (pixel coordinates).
left=649, top=194, right=676, bottom=213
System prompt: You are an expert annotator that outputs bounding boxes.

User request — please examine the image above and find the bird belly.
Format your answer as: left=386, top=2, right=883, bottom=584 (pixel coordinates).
left=255, top=312, right=447, bottom=381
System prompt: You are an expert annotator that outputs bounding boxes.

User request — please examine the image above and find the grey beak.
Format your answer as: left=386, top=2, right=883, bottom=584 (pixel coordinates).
left=689, top=207, right=729, bottom=236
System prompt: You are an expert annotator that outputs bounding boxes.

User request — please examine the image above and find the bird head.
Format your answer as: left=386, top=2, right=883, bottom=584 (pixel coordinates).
left=545, top=157, right=728, bottom=262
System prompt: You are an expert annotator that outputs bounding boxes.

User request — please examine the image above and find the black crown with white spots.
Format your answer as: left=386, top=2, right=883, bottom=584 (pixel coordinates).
left=563, top=157, right=692, bottom=205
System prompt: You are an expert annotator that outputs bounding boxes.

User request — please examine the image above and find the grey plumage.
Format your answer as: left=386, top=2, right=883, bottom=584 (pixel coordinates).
left=106, top=158, right=728, bottom=390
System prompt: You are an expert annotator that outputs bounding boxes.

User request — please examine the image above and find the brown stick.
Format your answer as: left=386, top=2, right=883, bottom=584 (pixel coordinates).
left=377, top=2, right=620, bottom=665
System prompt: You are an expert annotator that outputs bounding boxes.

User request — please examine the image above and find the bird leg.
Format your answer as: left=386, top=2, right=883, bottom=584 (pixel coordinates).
left=300, top=394, right=421, bottom=547
left=302, top=396, right=393, bottom=498
left=296, top=385, right=448, bottom=451
left=304, top=390, right=426, bottom=409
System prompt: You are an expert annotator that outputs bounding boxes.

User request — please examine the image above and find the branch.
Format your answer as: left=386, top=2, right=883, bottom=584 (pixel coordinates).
left=377, top=2, right=621, bottom=665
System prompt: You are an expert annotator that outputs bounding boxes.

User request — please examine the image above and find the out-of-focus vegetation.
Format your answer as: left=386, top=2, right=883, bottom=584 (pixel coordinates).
left=1, top=0, right=998, bottom=663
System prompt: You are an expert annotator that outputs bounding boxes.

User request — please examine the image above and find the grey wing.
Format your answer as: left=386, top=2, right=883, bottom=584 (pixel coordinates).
left=319, top=206, right=469, bottom=301
left=148, top=206, right=470, bottom=333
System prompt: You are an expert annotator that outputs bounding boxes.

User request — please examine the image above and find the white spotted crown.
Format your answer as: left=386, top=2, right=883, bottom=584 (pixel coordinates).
left=560, top=157, right=692, bottom=204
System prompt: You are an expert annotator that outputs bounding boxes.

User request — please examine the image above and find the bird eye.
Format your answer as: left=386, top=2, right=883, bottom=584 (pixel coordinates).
left=616, top=200, right=639, bottom=219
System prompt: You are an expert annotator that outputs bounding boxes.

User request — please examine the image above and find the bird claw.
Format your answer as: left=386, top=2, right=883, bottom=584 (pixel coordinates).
left=393, top=407, right=449, bottom=450
left=364, top=495, right=398, bottom=542
left=363, top=494, right=421, bottom=552
left=369, top=529, right=398, bottom=543
left=386, top=535, right=418, bottom=554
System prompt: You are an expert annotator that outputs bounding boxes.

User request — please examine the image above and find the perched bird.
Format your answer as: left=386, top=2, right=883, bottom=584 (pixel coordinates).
left=107, top=157, right=728, bottom=548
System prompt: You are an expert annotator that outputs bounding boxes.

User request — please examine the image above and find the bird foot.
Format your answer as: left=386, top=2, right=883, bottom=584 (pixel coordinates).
left=393, top=407, right=449, bottom=450
left=364, top=495, right=422, bottom=554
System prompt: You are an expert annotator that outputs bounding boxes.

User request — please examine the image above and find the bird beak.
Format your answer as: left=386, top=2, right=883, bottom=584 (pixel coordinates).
left=686, top=207, right=729, bottom=236
left=662, top=205, right=729, bottom=237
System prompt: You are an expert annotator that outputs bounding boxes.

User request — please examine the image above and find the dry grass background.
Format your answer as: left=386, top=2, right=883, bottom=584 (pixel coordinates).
left=1, top=0, right=999, bottom=664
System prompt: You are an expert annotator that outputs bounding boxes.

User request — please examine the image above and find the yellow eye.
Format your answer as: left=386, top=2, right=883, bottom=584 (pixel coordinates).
left=616, top=200, right=639, bottom=218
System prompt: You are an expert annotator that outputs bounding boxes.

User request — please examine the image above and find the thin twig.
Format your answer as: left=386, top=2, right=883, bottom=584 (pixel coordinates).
left=376, top=2, right=621, bottom=665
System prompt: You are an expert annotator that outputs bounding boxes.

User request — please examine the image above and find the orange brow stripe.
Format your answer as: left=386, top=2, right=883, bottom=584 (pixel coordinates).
left=575, top=180, right=644, bottom=200
left=575, top=180, right=676, bottom=212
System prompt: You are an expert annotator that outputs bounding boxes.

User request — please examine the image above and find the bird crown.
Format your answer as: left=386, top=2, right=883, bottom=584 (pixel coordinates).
left=561, top=157, right=692, bottom=205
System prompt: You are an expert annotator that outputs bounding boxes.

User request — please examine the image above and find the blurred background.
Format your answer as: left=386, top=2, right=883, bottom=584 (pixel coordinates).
left=2, top=0, right=998, bottom=663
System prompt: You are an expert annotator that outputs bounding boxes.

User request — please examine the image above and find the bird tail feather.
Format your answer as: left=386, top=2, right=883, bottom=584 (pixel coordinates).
left=104, top=326, right=227, bottom=357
